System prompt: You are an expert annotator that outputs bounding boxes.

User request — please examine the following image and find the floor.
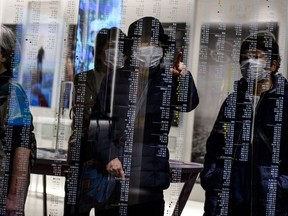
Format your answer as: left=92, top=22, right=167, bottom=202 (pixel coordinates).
left=26, top=196, right=204, bottom=216
left=25, top=174, right=205, bottom=216
left=179, top=200, right=204, bottom=216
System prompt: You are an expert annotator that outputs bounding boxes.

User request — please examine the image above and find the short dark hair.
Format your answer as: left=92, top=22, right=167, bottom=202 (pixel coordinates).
left=127, top=16, right=168, bottom=46
left=239, top=31, right=281, bottom=68
left=125, top=16, right=170, bottom=66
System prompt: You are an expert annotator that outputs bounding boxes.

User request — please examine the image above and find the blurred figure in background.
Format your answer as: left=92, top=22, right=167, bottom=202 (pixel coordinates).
left=36, top=46, right=44, bottom=84
left=65, top=27, right=126, bottom=216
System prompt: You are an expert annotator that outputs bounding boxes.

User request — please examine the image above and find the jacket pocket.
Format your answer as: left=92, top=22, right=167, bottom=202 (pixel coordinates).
left=276, top=173, right=288, bottom=215
left=200, top=166, right=223, bottom=191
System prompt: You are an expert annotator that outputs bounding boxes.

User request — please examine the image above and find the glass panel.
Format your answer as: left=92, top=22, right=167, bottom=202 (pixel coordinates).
left=1, top=0, right=288, bottom=215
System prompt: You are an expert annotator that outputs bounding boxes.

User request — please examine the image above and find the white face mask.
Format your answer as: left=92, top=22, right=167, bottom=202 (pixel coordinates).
left=240, top=58, right=271, bottom=82
left=133, top=46, right=163, bottom=68
left=104, top=48, right=124, bottom=69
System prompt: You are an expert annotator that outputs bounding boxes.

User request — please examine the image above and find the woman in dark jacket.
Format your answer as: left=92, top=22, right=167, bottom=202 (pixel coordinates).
left=64, top=27, right=126, bottom=216
left=92, top=16, right=199, bottom=216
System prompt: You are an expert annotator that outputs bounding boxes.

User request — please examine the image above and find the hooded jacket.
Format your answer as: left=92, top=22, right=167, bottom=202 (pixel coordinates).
left=200, top=74, right=288, bottom=216
left=92, top=64, right=199, bottom=191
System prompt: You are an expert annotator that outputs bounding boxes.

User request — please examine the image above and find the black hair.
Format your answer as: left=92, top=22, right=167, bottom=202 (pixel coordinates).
left=94, top=27, right=126, bottom=70
left=239, top=31, right=281, bottom=68
left=127, top=16, right=168, bottom=46
left=125, top=16, right=170, bottom=66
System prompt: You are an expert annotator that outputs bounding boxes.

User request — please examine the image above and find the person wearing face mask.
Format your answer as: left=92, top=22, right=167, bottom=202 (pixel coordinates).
left=200, top=31, right=288, bottom=216
left=133, top=44, right=163, bottom=68
left=91, top=16, right=199, bottom=216
left=64, top=27, right=126, bottom=216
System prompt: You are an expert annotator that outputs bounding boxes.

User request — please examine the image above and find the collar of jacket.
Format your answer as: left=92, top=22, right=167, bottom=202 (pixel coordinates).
left=0, top=69, right=12, bottom=81
left=0, top=70, right=13, bottom=95
left=235, top=73, right=288, bottom=97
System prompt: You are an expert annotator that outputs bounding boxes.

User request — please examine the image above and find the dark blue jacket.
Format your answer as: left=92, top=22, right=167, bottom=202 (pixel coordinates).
left=200, top=74, right=288, bottom=216
left=92, top=64, right=199, bottom=191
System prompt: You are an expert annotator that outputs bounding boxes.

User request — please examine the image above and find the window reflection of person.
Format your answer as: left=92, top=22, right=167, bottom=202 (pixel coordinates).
left=36, top=46, right=44, bottom=84
left=65, top=27, right=126, bottom=216
left=93, top=16, right=199, bottom=215
left=68, top=27, right=126, bottom=163
left=200, top=31, right=288, bottom=216
left=31, top=46, right=48, bottom=107
left=0, top=25, right=36, bottom=216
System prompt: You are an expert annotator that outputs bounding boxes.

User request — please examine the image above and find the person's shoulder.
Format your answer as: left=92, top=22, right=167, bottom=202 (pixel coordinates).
left=274, top=73, right=288, bottom=91
left=74, top=69, right=94, bottom=83
left=75, top=69, right=94, bottom=78
left=219, top=81, right=244, bottom=109
left=115, top=66, right=134, bottom=78
left=269, top=74, right=288, bottom=104
left=10, top=80, right=26, bottom=94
